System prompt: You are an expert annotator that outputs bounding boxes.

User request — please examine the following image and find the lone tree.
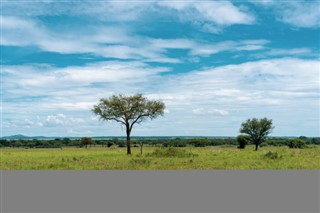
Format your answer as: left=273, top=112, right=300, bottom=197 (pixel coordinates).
left=92, top=94, right=165, bottom=154
left=239, top=118, right=274, bottom=151
left=80, top=137, right=93, bottom=149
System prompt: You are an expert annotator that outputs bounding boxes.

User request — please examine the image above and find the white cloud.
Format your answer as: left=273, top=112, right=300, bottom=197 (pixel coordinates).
left=2, top=61, right=171, bottom=116
left=265, top=48, right=312, bottom=56
left=1, top=15, right=181, bottom=63
left=251, top=1, right=320, bottom=28
left=192, top=108, right=229, bottom=116
left=1, top=15, right=268, bottom=62
left=2, top=56, right=319, bottom=136
left=2, top=119, right=35, bottom=128
left=188, top=39, right=269, bottom=56
left=44, top=113, right=85, bottom=127
left=193, top=1, right=254, bottom=25
left=2, top=1, right=255, bottom=43
left=159, top=1, right=255, bottom=28
left=277, top=2, right=320, bottom=28
left=68, top=129, right=93, bottom=135
left=148, top=58, right=319, bottom=134
left=3, top=61, right=170, bottom=89
left=148, top=38, right=269, bottom=57
left=149, top=38, right=196, bottom=49
left=251, top=48, right=315, bottom=59
left=3, top=1, right=255, bottom=28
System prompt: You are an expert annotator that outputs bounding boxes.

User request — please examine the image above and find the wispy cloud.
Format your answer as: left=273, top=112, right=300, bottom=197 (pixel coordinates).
left=3, top=1, right=255, bottom=31
left=251, top=48, right=315, bottom=59
left=1, top=15, right=268, bottom=63
left=159, top=1, right=255, bottom=32
left=1, top=16, right=181, bottom=63
left=3, top=58, right=319, bottom=136
left=2, top=61, right=171, bottom=111
left=251, top=1, right=320, bottom=28
left=44, top=114, right=85, bottom=127
left=188, top=40, right=269, bottom=56
left=192, top=108, right=230, bottom=116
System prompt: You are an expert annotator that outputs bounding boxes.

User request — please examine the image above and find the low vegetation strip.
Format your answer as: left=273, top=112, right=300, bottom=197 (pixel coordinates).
left=1, top=146, right=319, bottom=170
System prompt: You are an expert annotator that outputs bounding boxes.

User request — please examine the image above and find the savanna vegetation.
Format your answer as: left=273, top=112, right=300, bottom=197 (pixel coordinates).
left=1, top=136, right=319, bottom=170
left=1, top=145, right=319, bottom=170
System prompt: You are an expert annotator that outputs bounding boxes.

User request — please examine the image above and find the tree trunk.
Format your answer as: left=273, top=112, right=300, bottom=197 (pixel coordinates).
left=126, top=126, right=131, bottom=155
left=255, top=143, right=258, bottom=151
left=126, top=135, right=131, bottom=154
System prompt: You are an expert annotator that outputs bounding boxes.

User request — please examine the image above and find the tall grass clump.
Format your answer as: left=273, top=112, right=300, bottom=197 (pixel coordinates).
left=147, top=147, right=197, bottom=158
left=264, top=151, right=282, bottom=160
left=129, top=158, right=152, bottom=167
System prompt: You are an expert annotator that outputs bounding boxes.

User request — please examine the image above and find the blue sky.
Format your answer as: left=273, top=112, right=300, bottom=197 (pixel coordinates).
left=2, top=0, right=320, bottom=137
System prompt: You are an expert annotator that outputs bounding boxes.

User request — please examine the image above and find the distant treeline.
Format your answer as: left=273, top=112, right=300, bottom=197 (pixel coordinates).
left=0, top=136, right=319, bottom=148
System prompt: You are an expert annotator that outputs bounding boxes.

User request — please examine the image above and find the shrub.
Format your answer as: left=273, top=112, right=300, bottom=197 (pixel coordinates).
left=264, top=151, right=282, bottom=159
left=117, top=141, right=126, bottom=147
left=266, top=139, right=287, bottom=147
left=189, top=138, right=210, bottom=147
left=162, top=141, right=172, bottom=147
left=260, top=143, right=269, bottom=147
left=310, top=138, right=320, bottom=145
left=236, top=135, right=250, bottom=149
left=172, top=140, right=187, bottom=147
left=287, top=139, right=306, bottom=149
left=107, top=141, right=114, bottom=147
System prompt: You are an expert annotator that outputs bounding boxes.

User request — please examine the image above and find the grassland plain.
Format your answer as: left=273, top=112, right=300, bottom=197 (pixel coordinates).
left=1, top=146, right=319, bottom=170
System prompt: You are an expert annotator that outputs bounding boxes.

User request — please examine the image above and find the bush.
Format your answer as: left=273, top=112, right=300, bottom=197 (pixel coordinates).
left=236, top=135, right=250, bottom=149
left=260, top=143, right=269, bottom=147
left=287, top=139, right=306, bottom=149
left=264, top=151, right=282, bottom=159
left=310, top=138, right=320, bottom=145
left=266, top=139, right=287, bottom=146
left=172, top=140, right=187, bottom=147
left=107, top=141, right=114, bottom=147
left=189, top=138, right=210, bottom=147
left=117, top=141, right=126, bottom=147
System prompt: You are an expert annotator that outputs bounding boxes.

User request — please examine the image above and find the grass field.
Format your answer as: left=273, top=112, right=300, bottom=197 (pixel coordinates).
left=1, top=145, right=319, bottom=170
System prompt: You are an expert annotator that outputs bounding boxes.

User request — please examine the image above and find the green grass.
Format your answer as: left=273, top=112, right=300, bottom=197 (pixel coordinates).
left=1, top=145, right=319, bottom=170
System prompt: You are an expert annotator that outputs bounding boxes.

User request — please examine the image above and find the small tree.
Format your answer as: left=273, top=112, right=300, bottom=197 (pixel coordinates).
left=236, top=135, right=250, bottom=149
left=92, top=94, right=165, bottom=154
left=239, top=118, right=274, bottom=151
left=80, top=137, right=93, bottom=149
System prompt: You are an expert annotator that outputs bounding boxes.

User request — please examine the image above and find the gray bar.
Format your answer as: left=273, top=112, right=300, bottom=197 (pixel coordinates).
left=1, top=171, right=319, bottom=213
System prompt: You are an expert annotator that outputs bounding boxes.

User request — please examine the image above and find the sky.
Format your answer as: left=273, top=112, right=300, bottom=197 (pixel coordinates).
left=1, top=0, right=320, bottom=137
